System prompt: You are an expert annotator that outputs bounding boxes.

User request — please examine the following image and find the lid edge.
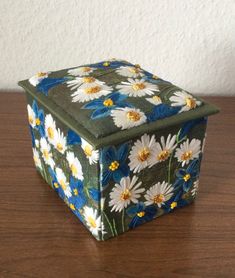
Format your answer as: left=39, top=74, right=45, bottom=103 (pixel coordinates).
left=19, top=80, right=219, bottom=149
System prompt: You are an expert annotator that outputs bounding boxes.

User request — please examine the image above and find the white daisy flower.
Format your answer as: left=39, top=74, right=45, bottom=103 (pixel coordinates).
left=68, top=66, right=95, bottom=76
left=55, top=167, right=72, bottom=198
left=81, top=138, right=99, bottom=165
left=129, top=134, right=157, bottom=173
left=29, top=72, right=49, bottom=86
left=27, top=104, right=36, bottom=128
left=146, top=95, right=162, bottom=106
left=145, top=181, right=174, bottom=208
left=111, top=107, right=147, bottom=130
left=52, top=128, right=67, bottom=154
left=149, top=134, right=177, bottom=167
left=169, top=91, right=201, bottom=113
left=202, top=135, right=207, bottom=153
left=175, top=138, right=201, bottom=166
left=71, top=83, right=112, bottom=103
left=191, top=180, right=199, bottom=197
left=109, top=176, right=145, bottom=212
left=66, top=151, right=84, bottom=180
left=83, top=206, right=103, bottom=237
left=67, top=76, right=104, bottom=91
left=45, top=114, right=57, bottom=144
left=40, top=138, right=55, bottom=169
left=116, top=78, right=159, bottom=97
left=32, top=148, right=42, bottom=170
left=35, top=139, right=40, bottom=148
left=116, top=66, right=144, bottom=78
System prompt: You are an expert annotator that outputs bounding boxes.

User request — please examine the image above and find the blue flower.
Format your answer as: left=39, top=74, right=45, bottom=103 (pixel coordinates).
left=68, top=176, right=86, bottom=209
left=82, top=92, right=133, bottom=119
left=147, top=103, right=181, bottom=122
left=100, top=143, right=129, bottom=186
left=67, top=129, right=81, bottom=145
left=29, top=125, right=35, bottom=147
left=143, top=71, right=172, bottom=84
left=126, top=202, right=157, bottom=229
left=48, top=167, right=65, bottom=199
left=73, top=209, right=83, bottom=222
left=36, top=77, right=68, bottom=96
left=32, top=100, right=45, bottom=137
left=88, top=188, right=101, bottom=202
left=164, top=190, right=188, bottom=213
left=178, top=117, right=208, bottom=141
left=174, top=159, right=200, bottom=192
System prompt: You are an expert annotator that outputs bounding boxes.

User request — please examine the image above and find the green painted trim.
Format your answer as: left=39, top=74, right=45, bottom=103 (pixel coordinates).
left=18, top=80, right=220, bottom=149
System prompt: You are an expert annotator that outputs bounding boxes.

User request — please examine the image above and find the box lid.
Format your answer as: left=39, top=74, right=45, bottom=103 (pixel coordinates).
left=18, top=59, right=219, bottom=149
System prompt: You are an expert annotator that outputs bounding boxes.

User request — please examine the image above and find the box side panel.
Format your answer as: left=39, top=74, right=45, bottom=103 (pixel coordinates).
left=100, top=117, right=207, bottom=240
left=25, top=92, right=102, bottom=240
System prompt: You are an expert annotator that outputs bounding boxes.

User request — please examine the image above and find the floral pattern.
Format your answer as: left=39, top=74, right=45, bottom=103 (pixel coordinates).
left=128, top=133, right=157, bottom=173
left=126, top=202, right=157, bottom=229
left=109, top=176, right=144, bottom=212
left=169, top=91, right=202, bottom=112
left=27, top=59, right=204, bottom=135
left=116, top=78, right=159, bottom=97
left=100, top=144, right=129, bottom=186
left=24, top=60, right=208, bottom=241
left=111, top=107, right=147, bottom=130
left=82, top=92, right=133, bottom=119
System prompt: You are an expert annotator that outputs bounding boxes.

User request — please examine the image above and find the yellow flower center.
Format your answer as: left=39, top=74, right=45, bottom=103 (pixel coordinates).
left=60, top=180, right=67, bottom=191
left=56, top=143, right=64, bottom=152
left=43, top=150, right=49, bottom=160
left=36, top=72, right=47, bottom=77
left=84, top=145, right=92, bottom=157
left=185, top=97, right=196, bottom=109
left=153, top=194, right=164, bottom=204
left=103, top=61, right=110, bottom=67
left=137, top=211, right=145, bottom=218
left=82, top=77, right=95, bottom=83
left=183, top=173, right=191, bottom=182
left=171, top=202, right=177, bottom=209
left=181, top=151, right=193, bottom=161
left=85, top=86, right=101, bottom=94
left=35, top=118, right=41, bottom=126
left=126, top=111, right=141, bottom=122
left=82, top=67, right=91, bottom=72
left=129, top=67, right=141, bottom=74
left=138, top=147, right=150, bottom=162
left=53, top=182, right=59, bottom=188
left=69, top=203, right=75, bottom=210
left=47, top=127, right=54, bottom=139
left=88, top=216, right=97, bottom=228
left=152, top=74, right=158, bottom=79
left=152, top=95, right=161, bottom=102
left=109, top=161, right=119, bottom=171
left=73, top=189, right=78, bottom=196
left=103, top=98, right=113, bottom=107
left=132, top=82, right=146, bottom=91
left=28, top=115, right=34, bottom=125
left=71, top=163, right=78, bottom=176
left=120, top=189, right=131, bottom=201
left=157, top=150, right=170, bottom=161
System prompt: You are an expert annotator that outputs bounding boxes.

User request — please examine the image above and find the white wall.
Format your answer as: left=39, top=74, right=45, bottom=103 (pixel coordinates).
left=0, top=0, right=234, bottom=95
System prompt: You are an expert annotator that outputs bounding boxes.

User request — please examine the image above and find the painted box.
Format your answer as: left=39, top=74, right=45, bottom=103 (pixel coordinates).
left=18, top=59, right=219, bottom=241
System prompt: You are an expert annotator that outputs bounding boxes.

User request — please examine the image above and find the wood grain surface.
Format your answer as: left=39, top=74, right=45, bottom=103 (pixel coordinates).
left=0, top=93, right=234, bottom=278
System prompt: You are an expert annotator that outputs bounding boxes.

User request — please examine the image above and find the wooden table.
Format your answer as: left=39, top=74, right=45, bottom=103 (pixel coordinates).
left=0, top=93, right=234, bottom=278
